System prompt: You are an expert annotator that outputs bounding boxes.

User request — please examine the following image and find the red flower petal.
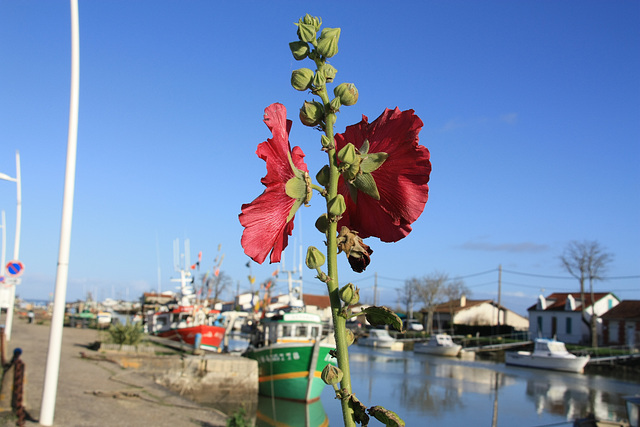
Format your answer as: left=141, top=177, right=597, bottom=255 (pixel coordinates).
left=335, top=108, right=431, bottom=242
left=239, top=103, right=308, bottom=264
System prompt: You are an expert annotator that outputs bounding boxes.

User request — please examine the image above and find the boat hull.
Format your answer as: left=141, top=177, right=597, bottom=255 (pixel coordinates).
left=157, top=324, right=225, bottom=352
left=357, top=338, right=396, bottom=349
left=414, top=343, right=462, bottom=357
left=245, top=342, right=336, bottom=402
left=256, top=396, right=329, bottom=427
left=505, top=351, right=590, bottom=373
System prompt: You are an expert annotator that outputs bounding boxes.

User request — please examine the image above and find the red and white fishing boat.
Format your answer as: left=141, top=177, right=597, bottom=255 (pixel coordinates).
left=145, top=242, right=226, bottom=352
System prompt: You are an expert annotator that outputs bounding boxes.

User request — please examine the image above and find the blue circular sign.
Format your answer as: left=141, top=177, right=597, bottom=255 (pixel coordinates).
left=6, top=260, right=23, bottom=277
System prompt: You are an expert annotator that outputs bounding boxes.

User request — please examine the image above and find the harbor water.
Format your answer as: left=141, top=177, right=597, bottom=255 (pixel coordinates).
left=259, top=345, right=638, bottom=426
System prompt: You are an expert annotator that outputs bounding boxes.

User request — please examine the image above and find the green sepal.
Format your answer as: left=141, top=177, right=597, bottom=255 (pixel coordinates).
left=329, top=97, right=341, bottom=113
left=368, top=406, right=405, bottom=427
left=312, top=71, right=326, bottom=90
left=353, top=172, right=380, bottom=200
left=349, top=395, right=370, bottom=426
left=285, top=175, right=308, bottom=200
left=360, top=152, right=388, bottom=174
left=361, top=306, right=403, bottom=331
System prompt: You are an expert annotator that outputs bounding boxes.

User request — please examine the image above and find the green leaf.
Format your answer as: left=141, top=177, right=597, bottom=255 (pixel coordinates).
left=353, top=173, right=380, bottom=200
left=368, top=406, right=405, bottom=427
left=361, top=306, right=403, bottom=332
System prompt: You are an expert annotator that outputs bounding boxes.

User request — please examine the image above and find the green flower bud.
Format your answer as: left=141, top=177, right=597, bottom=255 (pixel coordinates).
left=334, top=83, right=358, bottom=106
left=296, top=14, right=321, bottom=43
left=329, top=97, right=341, bottom=113
left=337, top=143, right=358, bottom=165
left=328, top=194, right=346, bottom=217
left=289, top=41, right=309, bottom=60
left=291, top=68, right=314, bottom=91
left=321, top=364, right=343, bottom=386
left=305, top=246, right=326, bottom=269
left=299, top=100, right=324, bottom=127
left=321, top=63, right=337, bottom=82
left=302, top=14, right=322, bottom=31
left=317, top=27, right=341, bottom=58
left=315, top=213, right=329, bottom=233
left=339, top=283, right=360, bottom=305
left=316, top=165, right=330, bottom=187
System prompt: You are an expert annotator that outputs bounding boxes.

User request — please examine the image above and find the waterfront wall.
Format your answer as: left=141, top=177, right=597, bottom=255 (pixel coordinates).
left=101, top=351, right=258, bottom=410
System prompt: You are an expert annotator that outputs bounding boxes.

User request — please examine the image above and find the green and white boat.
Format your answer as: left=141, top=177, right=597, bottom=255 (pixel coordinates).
left=244, top=311, right=336, bottom=402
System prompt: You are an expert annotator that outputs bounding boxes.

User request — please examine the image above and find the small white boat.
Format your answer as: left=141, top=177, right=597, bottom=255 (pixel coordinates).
left=505, top=338, right=590, bottom=373
left=358, top=328, right=397, bottom=349
left=414, top=334, right=462, bottom=357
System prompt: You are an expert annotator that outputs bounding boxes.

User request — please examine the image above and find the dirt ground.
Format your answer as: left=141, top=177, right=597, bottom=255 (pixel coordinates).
left=1, top=318, right=231, bottom=427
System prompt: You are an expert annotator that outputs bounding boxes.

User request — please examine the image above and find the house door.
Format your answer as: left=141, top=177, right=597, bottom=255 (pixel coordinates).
left=626, top=322, right=636, bottom=348
left=551, top=317, right=557, bottom=338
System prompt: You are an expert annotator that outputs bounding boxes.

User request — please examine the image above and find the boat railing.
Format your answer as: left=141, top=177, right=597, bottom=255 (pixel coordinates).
left=459, top=331, right=531, bottom=349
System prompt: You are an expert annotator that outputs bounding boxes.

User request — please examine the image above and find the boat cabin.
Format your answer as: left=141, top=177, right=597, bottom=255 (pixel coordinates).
left=430, top=334, right=456, bottom=347
left=260, top=312, right=324, bottom=346
left=533, top=338, right=571, bottom=356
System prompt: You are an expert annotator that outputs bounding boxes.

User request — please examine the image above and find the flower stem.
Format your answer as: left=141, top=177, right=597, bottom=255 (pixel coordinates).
left=319, top=88, right=356, bottom=427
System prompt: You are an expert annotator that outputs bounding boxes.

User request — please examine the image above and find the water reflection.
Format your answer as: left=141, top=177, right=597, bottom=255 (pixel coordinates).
left=525, top=374, right=631, bottom=423
left=256, top=396, right=328, bottom=427
left=319, top=346, right=638, bottom=426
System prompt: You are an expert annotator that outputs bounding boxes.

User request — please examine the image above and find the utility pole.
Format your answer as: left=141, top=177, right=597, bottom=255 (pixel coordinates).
left=373, top=272, right=378, bottom=306
left=496, top=265, right=502, bottom=328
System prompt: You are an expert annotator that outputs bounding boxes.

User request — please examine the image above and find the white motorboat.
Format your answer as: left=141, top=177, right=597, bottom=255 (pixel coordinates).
left=414, top=334, right=462, bottom=357
left=505, top=338, right=590, bottom=373
left=357, top=328, right=397, bottom=349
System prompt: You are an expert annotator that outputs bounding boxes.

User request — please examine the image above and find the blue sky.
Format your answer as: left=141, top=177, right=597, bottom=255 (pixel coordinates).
left=1, top=1, right=638, bottom=316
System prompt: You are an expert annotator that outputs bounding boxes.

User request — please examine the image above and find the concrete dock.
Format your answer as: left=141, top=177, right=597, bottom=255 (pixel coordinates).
left=1, top=318, right=257, bottom=426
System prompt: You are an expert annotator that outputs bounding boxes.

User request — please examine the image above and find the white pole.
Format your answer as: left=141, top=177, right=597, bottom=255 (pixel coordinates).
left=4, top=151, right=22, bottom=341
left=40, top=0, right=80, bottom=424
left=1, top=211, right=5, bottom=276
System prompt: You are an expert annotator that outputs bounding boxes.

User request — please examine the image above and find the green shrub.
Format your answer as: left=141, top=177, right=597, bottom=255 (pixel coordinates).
left=107, top=321, right=144, bottom=346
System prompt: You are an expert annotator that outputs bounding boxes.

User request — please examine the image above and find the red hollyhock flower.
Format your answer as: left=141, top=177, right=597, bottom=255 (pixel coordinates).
left=239, top=103, right=309, bottom=264
left=334, top=108, right=431, bottom=242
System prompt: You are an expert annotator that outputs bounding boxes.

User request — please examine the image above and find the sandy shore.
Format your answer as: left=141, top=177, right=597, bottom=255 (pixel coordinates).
left=1, top=318, right=229, bottom=426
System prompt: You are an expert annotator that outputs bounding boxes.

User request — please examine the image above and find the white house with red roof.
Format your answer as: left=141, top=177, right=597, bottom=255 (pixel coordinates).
left=528, top=292, right=620, bottom=345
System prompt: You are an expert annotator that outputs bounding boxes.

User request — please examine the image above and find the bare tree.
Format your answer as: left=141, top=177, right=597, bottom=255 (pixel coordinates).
left=415, top=272, right=448, bottom=335
left=560, top=240, right=613, bottom=347
left=442, top=280, right=470, bottom=335
left=204, top=271, right=233, bottom=304
left=396, top=278, right=420, bottom=321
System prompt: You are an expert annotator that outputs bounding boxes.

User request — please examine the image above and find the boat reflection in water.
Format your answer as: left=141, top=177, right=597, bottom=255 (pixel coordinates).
left=320, top=345, right=637, bottom=426
left=256, top=395, right=328, bottom=427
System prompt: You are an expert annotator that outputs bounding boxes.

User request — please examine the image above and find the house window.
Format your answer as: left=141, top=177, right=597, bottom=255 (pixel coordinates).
left=608, top=299, right=613, bottom=309
left=537, top=316, right=543, bottom=334
left=566, top=317, right=572, bottom=334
